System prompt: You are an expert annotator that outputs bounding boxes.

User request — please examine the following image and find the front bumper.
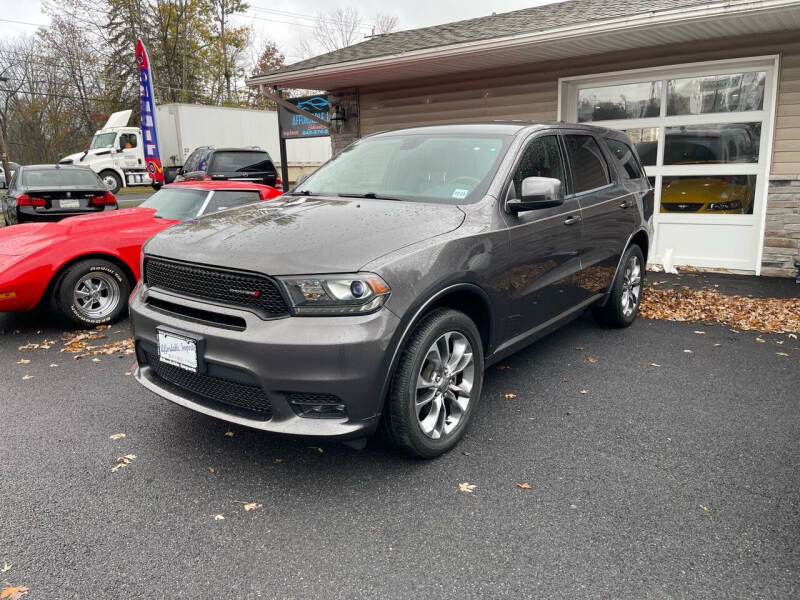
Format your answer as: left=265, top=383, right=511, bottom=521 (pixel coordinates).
left=130, top=286, right=401, bottom=439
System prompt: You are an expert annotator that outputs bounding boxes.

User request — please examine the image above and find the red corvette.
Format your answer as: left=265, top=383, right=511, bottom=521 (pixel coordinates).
left=0, top=181, right=282, bottom=326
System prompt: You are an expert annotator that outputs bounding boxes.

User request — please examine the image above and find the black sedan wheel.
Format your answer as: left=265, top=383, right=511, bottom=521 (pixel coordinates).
left=592, top=244, right=645, bottom=328
left=51, top=258, right=131, bottom=326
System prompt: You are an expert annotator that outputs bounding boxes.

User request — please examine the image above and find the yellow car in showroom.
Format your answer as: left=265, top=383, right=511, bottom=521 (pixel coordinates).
left=660, top=174, right=756, bottom=214
left=659, top=124, right=758, bottom=214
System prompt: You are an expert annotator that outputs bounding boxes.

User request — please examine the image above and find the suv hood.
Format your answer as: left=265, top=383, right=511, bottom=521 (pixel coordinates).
left=144, top=195, right=466, bottom=275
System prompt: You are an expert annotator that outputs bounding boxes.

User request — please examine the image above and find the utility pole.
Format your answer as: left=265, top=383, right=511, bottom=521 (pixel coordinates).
left=220, top=0, right=231, bottom=103
left=0, top=76, right=10, bottom=186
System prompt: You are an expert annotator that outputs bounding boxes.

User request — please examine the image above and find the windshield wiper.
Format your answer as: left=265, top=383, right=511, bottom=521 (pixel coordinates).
left=336, top=192, right=403, bottom=201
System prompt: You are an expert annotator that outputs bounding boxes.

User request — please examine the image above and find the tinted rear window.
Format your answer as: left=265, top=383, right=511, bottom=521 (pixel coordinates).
left=564, top=135, right=610, bottom=193
left=606, top=138, right=644, bottom=179
left=210, top=152, right=273, bottom=173
left=23, top=168, right=101, bottom=187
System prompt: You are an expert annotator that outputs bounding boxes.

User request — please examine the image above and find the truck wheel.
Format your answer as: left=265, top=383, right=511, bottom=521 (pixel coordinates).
left=592, top=244, right=645, bottom=328
left=383, top=308, right=484, bottom=459
left=50, top=258, right=131, bottom=327
left=99, top=170, right=122, bottom=194
left=151, top=182, right=162, bottom=191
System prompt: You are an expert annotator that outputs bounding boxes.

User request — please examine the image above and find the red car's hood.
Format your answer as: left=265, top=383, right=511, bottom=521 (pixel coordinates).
left=0, top=208, right=175, bottom=256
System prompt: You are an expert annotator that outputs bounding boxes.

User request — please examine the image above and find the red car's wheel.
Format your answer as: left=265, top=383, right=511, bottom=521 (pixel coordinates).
left=50, top=258, right=131, bottom=326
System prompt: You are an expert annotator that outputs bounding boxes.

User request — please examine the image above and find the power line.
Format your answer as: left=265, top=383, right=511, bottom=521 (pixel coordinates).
left=0, top=17, right=49, bottom=28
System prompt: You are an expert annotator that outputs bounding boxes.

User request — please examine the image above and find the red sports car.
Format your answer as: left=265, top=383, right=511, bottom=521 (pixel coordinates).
left=0, top=181, right=282, bottom=326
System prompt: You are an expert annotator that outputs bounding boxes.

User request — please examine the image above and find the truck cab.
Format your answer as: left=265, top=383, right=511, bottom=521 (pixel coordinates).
left=60, top=110, right=153, bottom=193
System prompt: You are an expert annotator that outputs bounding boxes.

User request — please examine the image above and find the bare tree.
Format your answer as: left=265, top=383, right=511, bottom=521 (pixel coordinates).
left=313, top=7, right=363, bottom=53
left=374, top=13, right=399, bottom=35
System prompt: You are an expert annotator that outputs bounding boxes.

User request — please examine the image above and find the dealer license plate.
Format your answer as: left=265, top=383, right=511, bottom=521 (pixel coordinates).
left=59, top=199, right=80, bottom=209
left=158, top=331, right=197, bottom=372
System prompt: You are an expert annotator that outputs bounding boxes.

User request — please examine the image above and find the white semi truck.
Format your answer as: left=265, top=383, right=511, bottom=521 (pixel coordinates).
left=60, top=103, right=331, bottom=192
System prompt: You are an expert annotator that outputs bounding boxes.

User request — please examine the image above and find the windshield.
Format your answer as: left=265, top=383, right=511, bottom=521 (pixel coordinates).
left=90, top=133, right=117, bottom=150
left=23, top=168, right=101, bottom=187
left=293, top=134, right=509, bottom=204
left=209, top=152, right=272, bottom=173
left=139, top=187, right=209, bottom=219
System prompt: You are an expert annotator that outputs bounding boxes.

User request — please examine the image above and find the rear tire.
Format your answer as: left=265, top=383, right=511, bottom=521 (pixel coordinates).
left=50, top=258, right=131, bottom=327
left=99, top=170, right=122, bottom=194
left=592, top=244, right=645, bottom=328
left=383, top=308, right=484, bottom=459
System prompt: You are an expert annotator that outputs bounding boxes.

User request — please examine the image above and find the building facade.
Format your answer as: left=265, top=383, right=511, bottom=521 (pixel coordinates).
left=248, top=0, right=800, bottom=277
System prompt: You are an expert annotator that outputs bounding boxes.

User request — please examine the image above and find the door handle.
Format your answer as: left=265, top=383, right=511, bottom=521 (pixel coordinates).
left=563, top=215, right=581, bottom=226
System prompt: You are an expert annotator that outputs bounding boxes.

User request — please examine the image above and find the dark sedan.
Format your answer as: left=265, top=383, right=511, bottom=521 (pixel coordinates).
left=1, top=164, right=117, bottom=225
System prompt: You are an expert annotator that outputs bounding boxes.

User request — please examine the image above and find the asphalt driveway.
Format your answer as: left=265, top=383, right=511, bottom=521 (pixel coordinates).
left=1, top=308, right=798, bottom=599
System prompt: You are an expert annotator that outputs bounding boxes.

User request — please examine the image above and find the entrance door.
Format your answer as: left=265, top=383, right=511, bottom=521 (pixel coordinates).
left=561, top=57, right=777, bottom=273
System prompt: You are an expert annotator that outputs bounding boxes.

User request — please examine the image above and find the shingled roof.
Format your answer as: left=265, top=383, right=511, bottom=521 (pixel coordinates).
left=259, top=0, right=714, bottom=77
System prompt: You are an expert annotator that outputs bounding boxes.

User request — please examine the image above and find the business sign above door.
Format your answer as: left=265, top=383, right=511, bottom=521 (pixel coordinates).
left=278, top=95, right=330, bottom=139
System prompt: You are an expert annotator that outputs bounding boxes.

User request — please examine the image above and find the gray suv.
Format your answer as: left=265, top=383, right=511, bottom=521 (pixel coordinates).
left=131, top=122, right=653, bottom=458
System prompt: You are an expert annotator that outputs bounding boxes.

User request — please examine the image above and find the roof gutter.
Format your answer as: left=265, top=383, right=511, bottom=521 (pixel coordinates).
left=247, top=0, right=798, bottom=88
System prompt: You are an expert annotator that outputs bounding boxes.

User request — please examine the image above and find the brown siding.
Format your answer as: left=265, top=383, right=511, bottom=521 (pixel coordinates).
left=357, top=31, right=800, bottom=177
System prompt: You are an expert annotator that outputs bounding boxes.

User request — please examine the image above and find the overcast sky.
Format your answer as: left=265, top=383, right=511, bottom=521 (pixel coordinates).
left=1, top=0, right=556, bottom=63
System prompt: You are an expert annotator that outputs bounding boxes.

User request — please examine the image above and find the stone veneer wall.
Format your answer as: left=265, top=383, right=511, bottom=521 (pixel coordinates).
left=328, top=88, right=360, bottom=156
left=762, top=175, right=800, bottom=278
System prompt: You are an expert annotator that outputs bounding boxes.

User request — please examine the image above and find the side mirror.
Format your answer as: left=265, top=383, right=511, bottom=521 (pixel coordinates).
left=507, top=177, right=563, bottom=213
left=294, top=173, right=310, bottom=186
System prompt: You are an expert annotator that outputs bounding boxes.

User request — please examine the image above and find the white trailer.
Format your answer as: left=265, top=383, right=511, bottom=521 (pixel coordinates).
left=60, top=104, right=331, bottom=192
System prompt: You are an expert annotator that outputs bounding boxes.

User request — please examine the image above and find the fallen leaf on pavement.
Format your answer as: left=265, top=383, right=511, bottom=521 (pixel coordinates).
left=309, top=446, right=324, bottom=453
left=503, top=393, right=517, bottom=399
left=224, top=431, right=234, bottom=437
left=693, top=330, right=706, bottom=335
left=496, top=364, right=511, bottom=370
left=0, top=563, right=11, bottom=574
left=49, top=364, right=58, bottom=368
left=755, top=337, right=765, bottom=343
left=776, top=352, right=789, bottom=357
left=21, top=375, right=33, bottom=380
left=587, top=357, right=598, bottom=363
left=458, top=482, right=476, bottom=493
left=579, top=389, right=588, bottom=395
left=213, top=514, right=225, bottom=521
left=273, top=458, right=282, bottom=463
left=649, top=363, right=661, bottom=367
left=208, top=467, right=215, bottom=474
left=789, top=333, right=798, bottom=340
left=516, top=482, right=532, bottom=490
left=700, top=505, right=712, bottom=513
left=0, top=585, right=29, bottom=600
left=241, top=502, right=262, bottom=512
left=462, top=451, right=471, bottom=456
left=15, top=359, right=29, bottom=365
left=109, top=433, right=126, bottom=441
left=124, top=371, right=131, bottom=376
left=111, top=454, right=136, bottom=472
left=91, top=358, right=101, bottom=362
left=684, top=349, right=693, bottom=354
left=574, top=346, right=584, bottom=350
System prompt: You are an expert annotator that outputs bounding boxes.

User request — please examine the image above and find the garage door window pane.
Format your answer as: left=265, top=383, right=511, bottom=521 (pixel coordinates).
left=664, top=123, right=760, bottom=165
left=660, top=175, right=756, bottom=214
left=624, top=128, right=659, bottom=166
left=667, top=72, right=765, bottom=116
left=578, top=81, right=661, bottom=122
left=564, top=135, right=610, bottom=192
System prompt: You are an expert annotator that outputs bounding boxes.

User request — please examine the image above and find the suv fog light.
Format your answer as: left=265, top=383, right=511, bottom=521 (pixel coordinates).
left=287, top=393, right=347, bottom=419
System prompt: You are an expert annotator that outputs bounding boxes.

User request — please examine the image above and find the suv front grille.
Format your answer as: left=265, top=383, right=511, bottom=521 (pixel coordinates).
left=143, top=350, right=272, bottom=418
left=144, top=258, right=288, bottom=318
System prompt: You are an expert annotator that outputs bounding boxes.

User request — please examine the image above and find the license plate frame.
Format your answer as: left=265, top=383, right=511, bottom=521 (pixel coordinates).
left=157, top=328, right=201, bottom=373
left=59, top=199, right=81, bottom=209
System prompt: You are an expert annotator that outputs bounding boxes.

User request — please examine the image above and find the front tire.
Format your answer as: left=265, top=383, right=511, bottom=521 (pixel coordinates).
left=592, top=244, right=644, bottom=328
left=50, top=258, right=131, bottom=327
left=384, top=308, right=484, bottom=459
left=99, top=170, right=122, bottom=194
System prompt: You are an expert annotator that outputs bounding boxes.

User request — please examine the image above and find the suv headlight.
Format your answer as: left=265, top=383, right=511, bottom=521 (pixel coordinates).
left=278, top=273, right=390, bottom=315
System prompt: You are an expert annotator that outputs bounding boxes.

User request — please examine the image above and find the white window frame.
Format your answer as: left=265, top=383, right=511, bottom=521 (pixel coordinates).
left=558, top=55, right=780, bottom=274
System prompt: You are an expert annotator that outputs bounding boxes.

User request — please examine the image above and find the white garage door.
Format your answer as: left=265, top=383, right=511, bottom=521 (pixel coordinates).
left=560, top=57, right=779, bottom=273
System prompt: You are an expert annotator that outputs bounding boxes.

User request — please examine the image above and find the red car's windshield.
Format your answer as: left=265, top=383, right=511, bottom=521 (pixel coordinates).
left=139, top=188, right=209, bottom=220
